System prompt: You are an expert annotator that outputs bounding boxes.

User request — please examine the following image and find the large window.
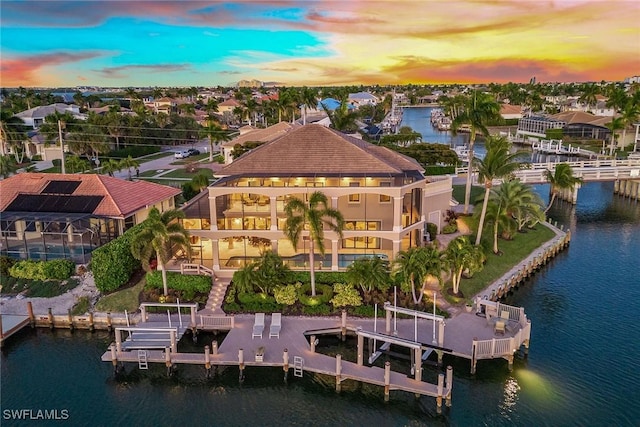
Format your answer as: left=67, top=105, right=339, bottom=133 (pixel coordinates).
left=344, top=221, right=380, bottom=231
left=342, top=236, right=380, bottom=249
left=348, top=182, right=360, bottom=203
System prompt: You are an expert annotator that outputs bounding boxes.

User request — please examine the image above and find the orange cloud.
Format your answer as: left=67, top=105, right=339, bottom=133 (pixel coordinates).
left=1, top=52, right=103, bottom=87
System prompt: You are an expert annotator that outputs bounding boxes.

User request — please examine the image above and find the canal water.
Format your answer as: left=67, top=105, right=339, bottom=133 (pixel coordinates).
left=2, top=110, right=639, bottom=426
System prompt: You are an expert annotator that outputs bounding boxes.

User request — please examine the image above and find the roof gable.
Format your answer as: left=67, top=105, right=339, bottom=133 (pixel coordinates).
left=216, top=124, right=424, bottom=177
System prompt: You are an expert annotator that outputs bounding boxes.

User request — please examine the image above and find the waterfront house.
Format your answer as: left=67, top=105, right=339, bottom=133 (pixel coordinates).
left=0, top=173, right=181, bottom=263
left=180, top=124, right=452, bottom=272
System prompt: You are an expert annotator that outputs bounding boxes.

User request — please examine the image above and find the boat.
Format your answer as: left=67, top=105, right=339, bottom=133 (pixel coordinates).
left=454, top=146, right=470, bottom=163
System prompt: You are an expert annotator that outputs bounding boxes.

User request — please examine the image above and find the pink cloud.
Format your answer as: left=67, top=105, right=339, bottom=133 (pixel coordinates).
left=1, top=51, right=103, bottom=86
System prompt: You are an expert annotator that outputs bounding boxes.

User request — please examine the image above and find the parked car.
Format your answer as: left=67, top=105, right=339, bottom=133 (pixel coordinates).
left=187, top=148, right=201, bottom=156
left=174, top=150, right=190, bottom=159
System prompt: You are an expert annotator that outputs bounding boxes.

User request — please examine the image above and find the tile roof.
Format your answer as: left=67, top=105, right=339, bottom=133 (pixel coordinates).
left=14, top=103, right=82, bottom=120
left=221, top=122, right=295, bottom=148
left=0, top=173, right=180, bottom=218
left=216, top=124, right=424, bottom=177
left=551, top=111, right=615, bottom=126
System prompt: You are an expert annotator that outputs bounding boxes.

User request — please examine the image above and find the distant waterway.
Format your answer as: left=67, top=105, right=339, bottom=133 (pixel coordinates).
left=2, top=111, right=639, bottom=425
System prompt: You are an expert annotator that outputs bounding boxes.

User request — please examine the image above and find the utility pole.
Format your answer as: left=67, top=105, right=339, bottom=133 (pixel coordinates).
left=58, top=120, right=65, bottom=174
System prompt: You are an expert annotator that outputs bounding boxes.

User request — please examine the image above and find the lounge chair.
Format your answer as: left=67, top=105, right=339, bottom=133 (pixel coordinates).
left=494, top=320, right=506, bottom=335
left=269, top=313, right=282, bottom=339
left=500, top=310, right=510, bottom=322
left=252, top=313, right=265, bottom=339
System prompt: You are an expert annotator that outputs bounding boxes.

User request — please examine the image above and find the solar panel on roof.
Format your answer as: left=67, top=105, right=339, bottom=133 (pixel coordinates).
left=5, top=194, right=104, bottom=213
left=42, top=180, right=81, bottom=194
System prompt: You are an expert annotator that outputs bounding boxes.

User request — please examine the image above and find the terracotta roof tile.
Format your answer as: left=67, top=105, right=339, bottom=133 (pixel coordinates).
left=221, top=122, right=295, bottom=148
left=0, top=173, right=180, bottom=218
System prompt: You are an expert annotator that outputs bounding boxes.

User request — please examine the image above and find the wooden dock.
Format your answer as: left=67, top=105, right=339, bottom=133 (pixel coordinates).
left=0, top=314, right=30, bottom=347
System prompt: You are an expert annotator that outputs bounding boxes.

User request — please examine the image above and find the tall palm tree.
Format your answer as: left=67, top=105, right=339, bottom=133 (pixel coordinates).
left=618, top=102, right=640, bottom=150
left=544, top=163, right=583, bottom=212
left=201, top=122, right=231, bottom=162
left=346, top=256, right=390, bottom=294
left=443, top=236, right=484, bottom=296
left=99, top=159, right=122, bottom=177
left=605, top=117, right=625, bottom=156
left=300, top=87, right=318, bottom=125
left=119, top=155, right=140, bottom=180
left=483, top=199, right=513, bottom=254
left=451, top=91, right=502, bottom=214
left=492, top=180, right=544, bottom=233
left=578, top=83, right=599, bottom=112
left=473, top=136, right=525, bottom=245
left=65, top=155, right=90, bottom=174
left=131, top=207, right=191, bottom=296
left=393, top=245, right=444, bottom=304
left=284, top=191, right=344, bottom=297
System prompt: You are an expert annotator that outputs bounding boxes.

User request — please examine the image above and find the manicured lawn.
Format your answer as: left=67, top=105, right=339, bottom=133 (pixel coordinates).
left=160, top=168, right=214, bottom=179
left=448, top=220, right=556, bottom=303
left=139, top=169, right=166, bottom=177
left=95, top=279, right=145, bottom=313
left=452, top=184, right=484, bottom=205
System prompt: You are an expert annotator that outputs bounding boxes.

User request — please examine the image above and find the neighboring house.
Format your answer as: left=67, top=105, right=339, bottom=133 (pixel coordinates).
left=515, top=111, right=612, bottom=140
left=217, top=99, right=241, bottom=116
left=181, top=124, right=452, bottom=273
left=0, top=173, right=181, bottom=264
left=221, top=122, right=295, bottom=164
left=348, top=92, right=379, bottom=107
left=500, top=104, right=523, bottom=120
left=13, top=103, right=86, bottom=129
left=152, top=97, right=175, bottom=114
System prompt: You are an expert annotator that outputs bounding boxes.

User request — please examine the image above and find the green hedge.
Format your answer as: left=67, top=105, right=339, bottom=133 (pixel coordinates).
left=285, top=271, right=347, bottom=285
left=8, top=259, right=75, bottom=281
left=91, top=223, right=145, bottom=293
left=145, top=271, right=212, bottom=300
left=108, top=145, right=160, bottom=159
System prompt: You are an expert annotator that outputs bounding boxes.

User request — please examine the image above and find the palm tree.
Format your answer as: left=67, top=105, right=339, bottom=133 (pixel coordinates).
left=119, top=155, right=140, bottom=180
left=618, top=102, right=640, bottom=150
left=393, top=245, right=443, bottom=304
left=131, top=207, right=191, bottom=296
left=605, top=117, right=625, bottom=156
left=300, top=87, right=318, bottom=125
left=346, top=256, right=390, bottom=294
left=578, top=83, right=599, bottom=112
left=473, top=136, right=525, bottom=245
left=544, top=163, right=583, bottom=212
left=451, top=91, right=502, bottom=214
left=492, top=180, right=544, bottom=233
left=284, top=191, right=344, bottom=297
left=65, top=155, right=90, bottom=174
left=201, top=122, right=231, bottom=162
left=100, top=158, right=122, bottom=177
left=443, top=236, right=484, bottom=296
left=0, top=155, right=18, bottom=178
left=320, top=97, right=358, bottom=133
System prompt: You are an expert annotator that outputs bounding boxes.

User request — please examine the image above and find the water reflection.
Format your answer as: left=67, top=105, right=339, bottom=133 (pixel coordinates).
left=500, top=376, right=521, bottom=416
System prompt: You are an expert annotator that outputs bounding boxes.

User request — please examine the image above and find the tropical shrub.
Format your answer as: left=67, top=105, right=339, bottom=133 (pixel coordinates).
left=351, top=305, right=376, bottom=317
left=298, top=283, right=333, bottom=306
left=426, top=223, right=438, bottom=241
left=442, top=223, right=458, bottom=234
left=237, top=291, right=277, bottom=305
left=91, top=223, right=145, bottom=293
left=42, top=259, right=75, bottom=280
left=9, top=259, right=74, bottom=281
left=273, top=283, right=300, bottom=305
left=302, top=304, right=331, bottom=316
left=330, top=283, right=363, bottom=308
left=0, top=256, right=16, bottom=278
left=285, top=271, right=347, bottom=285
left=145, top=271, right=212, bottom=300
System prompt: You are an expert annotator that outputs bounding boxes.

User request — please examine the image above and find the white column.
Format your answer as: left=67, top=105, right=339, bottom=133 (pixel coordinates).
left=393, top=196, right=403, bottom=232
left=209, top=195, right=218, bottom=230
left=270, top=196, right=277, bottom=230
left=331, top=240, right=339, bottom=271
left=212, top=239, right=220, bottom=270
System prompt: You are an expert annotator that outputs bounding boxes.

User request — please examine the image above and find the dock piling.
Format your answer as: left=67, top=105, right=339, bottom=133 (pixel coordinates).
left=204, top=345, right=211, bottom=378
left=47, top=308, right=54, bottom=329
left=27, top=302, right=35, bottom=327
left=88, top=312, right=94, bottom=332
left=283, top=348, right=289, bottom=382
left=212, top=340, right=218, bottom=355
left=106, top=312, right=112, bottom=332
left=445, top=366, right=453, bottom=407
left=165, top=347, right=172, bottom=376
left=67, top=309, right=74, bottom=331
left=341, top=310, right=347, bottom=341
left=0, top=316, right=4, bottom=348
left=436, top=373, right=445, bottom=413
left=384, top=361, right=391, bottom=402
left=110, top=343, right=118, bottom=374
left=238, top=348, right=244, bottom=382
left=335, top=354, right=342, bottom=393
left=357, top=333, right=364, bottom=366
left=310, top=335, right=317, bottom=353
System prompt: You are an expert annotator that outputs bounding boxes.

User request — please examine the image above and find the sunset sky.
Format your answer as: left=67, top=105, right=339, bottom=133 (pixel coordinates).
left=1, top=0, right=639, bottom=88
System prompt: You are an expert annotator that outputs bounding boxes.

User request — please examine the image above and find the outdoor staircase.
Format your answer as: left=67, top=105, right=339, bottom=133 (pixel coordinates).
left=206, top=277, right=230, bottom=314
